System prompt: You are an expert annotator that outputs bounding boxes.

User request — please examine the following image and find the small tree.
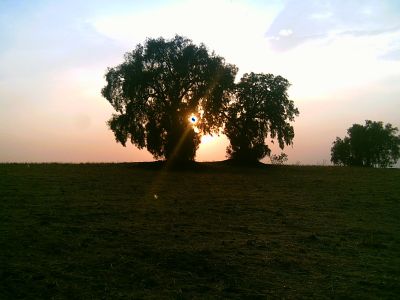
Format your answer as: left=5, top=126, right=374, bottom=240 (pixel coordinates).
left=102, top=35, right=237, bottom=162
left=270, top=152, right=288, bottom=165
left=330, top=137, right=351, bottom=166
left=331, top=120, right=400, bottom=167
left=224, top=73, right=299, bottom=163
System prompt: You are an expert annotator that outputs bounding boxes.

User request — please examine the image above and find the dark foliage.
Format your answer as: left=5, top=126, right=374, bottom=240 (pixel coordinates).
left=331, top=120, right=400, bottom=167
left=270, top=152, right=289, bottom=165
left=102, top=35, right=237, bottom=162
left=224, top=73, right=299, bottom=162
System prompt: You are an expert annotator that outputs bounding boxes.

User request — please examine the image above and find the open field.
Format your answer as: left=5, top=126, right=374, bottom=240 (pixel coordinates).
left=1, top=162, right=399, bottom=299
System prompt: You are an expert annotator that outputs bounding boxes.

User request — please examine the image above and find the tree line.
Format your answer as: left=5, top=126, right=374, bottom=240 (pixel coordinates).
left=102, top=35, right=400, bottom=167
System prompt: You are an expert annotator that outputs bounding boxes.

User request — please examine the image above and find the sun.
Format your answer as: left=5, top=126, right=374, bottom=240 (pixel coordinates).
left=189, top=114, right=198, bottom=124
left=188, top=114, right=200, bottom=133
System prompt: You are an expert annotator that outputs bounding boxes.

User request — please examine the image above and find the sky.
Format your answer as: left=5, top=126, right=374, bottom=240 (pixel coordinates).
left=1, top=0, right=399, bottom=165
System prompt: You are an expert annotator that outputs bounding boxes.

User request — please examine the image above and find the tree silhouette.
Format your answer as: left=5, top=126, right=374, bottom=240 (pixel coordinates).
left=224, top=73, right=299, bottom=163
left=331, top=120, right=400, bottom=167
left=102, top=35, right=237, bottom=162
left=270, top=152, right=288, bottom=165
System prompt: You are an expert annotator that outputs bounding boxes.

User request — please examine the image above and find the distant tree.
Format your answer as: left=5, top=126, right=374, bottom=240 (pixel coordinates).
left=224, top=73, right=299, bottom=163
left=102, top=35, right=237, bottom=162
left=270, top=152, right=288, bottom=165
left=330, top=137, right=351, bottom=166
left=331, top=120, right=400, bottom=167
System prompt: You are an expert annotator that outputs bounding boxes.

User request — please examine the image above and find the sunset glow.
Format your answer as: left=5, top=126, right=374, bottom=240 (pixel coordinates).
left=201, top=134, right=216, bottom=144
left=0, top=0, right=399, bottom=165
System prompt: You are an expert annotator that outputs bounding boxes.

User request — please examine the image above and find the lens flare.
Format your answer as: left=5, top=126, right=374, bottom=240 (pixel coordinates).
left=189, top=115, right=198, bottom=124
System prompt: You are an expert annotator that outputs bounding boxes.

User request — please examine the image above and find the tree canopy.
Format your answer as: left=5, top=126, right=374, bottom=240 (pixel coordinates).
left=224, top=73, right=299, bottom=163
left=102, top=35, right=237, bottom=162
left=331, top=120, right=400, bottom=168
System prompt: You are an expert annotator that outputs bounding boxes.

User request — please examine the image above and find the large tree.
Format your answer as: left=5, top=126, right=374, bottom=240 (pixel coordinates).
left=331, top=120, right=400, bottom=167
left=224, top=73, right=299, bottom=163
left=102, top=35, right=237, bottom=162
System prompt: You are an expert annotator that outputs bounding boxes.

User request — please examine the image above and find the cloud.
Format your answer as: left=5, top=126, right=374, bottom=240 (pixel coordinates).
left=91, top=0, right=281, bottom=74
left=279, top=29, right=293, bottom=37
left=0, top=1, right=123, bottom=82
left=381, top=48, right=400, bottom=60
left=266, top=0, right=400, bottom=51
left=379, top=37, right=400, bottom=60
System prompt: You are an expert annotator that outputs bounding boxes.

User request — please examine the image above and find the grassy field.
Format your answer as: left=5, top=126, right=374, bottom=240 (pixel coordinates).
left=1, top=162, right=399, bottom=299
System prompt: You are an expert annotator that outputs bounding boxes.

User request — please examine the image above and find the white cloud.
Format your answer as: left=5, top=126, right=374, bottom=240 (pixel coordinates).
left=266, top=0, right=400, bottom=52
left=279, top=29, right=293, bottom=37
